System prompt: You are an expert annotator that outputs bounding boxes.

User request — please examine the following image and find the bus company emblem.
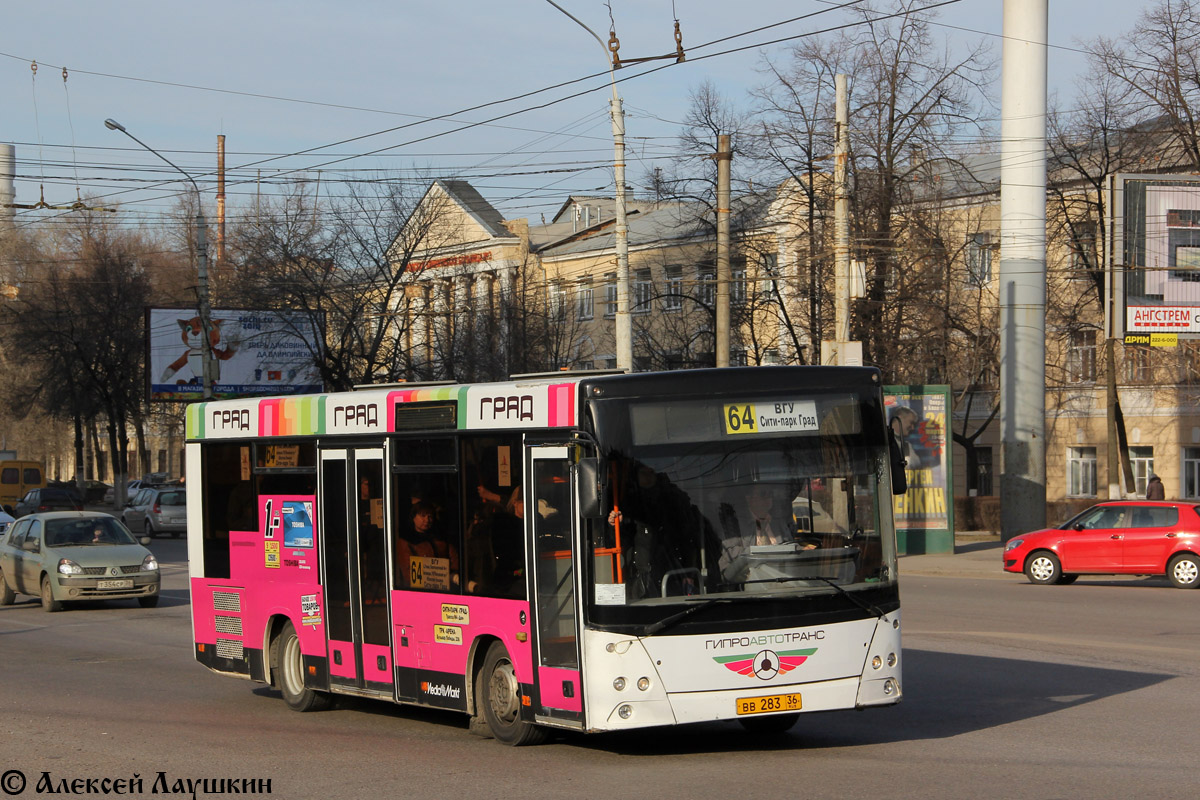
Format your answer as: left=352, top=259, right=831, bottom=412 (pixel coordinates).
left=332, top=403, right=379, bottom=428
left=713, top=648, right=817, bottom=680
left=480, top=394, right=534, bottom=421
left=211, top=408, right=251, bottom=431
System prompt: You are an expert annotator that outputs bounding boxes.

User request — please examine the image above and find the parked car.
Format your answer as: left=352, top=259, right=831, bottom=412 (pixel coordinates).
left=1003, top=500, right=1200, bottom=589
left=122, top=487, right=186, bottom=537
left=104, top=480, right=148, bottom=506
left=0, top=510, right=14, bottom=535
left=13, top=487, right=84, bottom=518
left=0, top=511, right=160, bottom=611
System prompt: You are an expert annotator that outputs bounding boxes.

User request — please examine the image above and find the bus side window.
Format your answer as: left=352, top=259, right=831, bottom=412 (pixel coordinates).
left=392, top=474, right=461, bottom=592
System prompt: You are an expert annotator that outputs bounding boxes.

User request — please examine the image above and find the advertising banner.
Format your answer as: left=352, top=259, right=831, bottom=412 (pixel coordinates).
left=1110, top=174, right=1200, bottom=338
left=883, top=385, right=954, bottom=555
left=147, top=308, right=323, bottom=402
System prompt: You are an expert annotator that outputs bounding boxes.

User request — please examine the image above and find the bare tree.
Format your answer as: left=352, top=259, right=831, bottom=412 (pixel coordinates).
left=1087, top=0, right=1200, bottom=169
left=753, top=1, right=993, bottom=377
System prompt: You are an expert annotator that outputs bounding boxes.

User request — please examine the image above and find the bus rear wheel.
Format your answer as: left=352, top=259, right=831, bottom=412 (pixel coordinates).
left=479, top=642, right=547, bottom=746
left=275, top=621, right=332, bottom=712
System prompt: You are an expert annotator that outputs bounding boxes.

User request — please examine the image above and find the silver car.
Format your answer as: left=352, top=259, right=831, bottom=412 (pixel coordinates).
left=0, top=512, right=160, bottom=611
left=122, top=487, right=187, bottom=538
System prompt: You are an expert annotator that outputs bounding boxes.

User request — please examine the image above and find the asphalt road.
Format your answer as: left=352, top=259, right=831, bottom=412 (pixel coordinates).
left=0, top=537, right=1196, bottom=799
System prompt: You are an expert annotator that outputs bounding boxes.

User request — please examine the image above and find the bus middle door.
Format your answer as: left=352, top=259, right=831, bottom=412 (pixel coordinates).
left=319, top=447, right=394, bottom=697
left=528, top=446, right=584, bottom=729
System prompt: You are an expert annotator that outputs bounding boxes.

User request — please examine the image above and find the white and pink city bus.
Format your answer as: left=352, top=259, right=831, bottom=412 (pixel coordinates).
left=186, top=366, right=905, bottom=744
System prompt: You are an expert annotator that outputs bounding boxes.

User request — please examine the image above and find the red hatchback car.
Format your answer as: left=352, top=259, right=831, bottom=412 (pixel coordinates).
left=1004, top=501, right=1200, bottom=589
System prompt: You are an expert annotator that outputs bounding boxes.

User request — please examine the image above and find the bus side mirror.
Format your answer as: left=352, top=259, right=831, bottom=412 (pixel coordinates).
left=888, top=430, right=908, bottom=496
left=576, top=457, right=604, bottom=519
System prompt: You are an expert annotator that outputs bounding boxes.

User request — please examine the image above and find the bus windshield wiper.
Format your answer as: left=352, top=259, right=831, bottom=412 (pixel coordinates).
left=809, top=576, right=885, bottom=619
left=721, top=575, right=886, bottom=619
left=643, top=597, right=732, bottom=636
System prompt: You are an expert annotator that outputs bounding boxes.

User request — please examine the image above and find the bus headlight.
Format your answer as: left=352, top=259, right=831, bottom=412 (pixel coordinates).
left=637, top=677, right=651, bottom=691
left=618, top=704, right=633, bottom=719
left=887, top=652, right=897, bottom=667
left=872, top=655, right=882, bottom=670
left=613, top=677, right=626, bottom=691
left=883, top=679, right=898, bottom=696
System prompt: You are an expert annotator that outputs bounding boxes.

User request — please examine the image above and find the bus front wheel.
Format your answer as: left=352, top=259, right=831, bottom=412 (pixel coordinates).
left=479, top=642, right=547, bottom=746
left=274, top=621, right=332, bottom=712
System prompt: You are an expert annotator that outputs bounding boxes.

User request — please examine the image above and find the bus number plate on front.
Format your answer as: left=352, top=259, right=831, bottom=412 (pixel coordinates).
left=736, top=692, right=802, bottom=716
left=96, top=579, right=133, bottom=590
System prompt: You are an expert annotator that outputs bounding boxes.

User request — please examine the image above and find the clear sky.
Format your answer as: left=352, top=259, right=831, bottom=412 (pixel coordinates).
left=0, top=1, right=1148, bottom=230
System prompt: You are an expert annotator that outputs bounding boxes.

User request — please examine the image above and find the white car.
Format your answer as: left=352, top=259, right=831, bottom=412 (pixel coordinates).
left=0, top=510, right=14, bottom=535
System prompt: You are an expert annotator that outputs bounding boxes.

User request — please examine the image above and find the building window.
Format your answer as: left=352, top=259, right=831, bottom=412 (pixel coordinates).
left=1185, top=448, right=1200, bottom=499
left=577, top=280, right=594, bottom=320
left=1067, top=446, right=1097, bottom=497
left=966, top=233, right=992, bottom=286
left=633, top=269, right=652, bottom=313
left=1070, top=220, right=1097, bottom=278
left=664, top=266, right=683, bottom=311
left=976, top=446, right=994, bottom=496
left=603, top=273, right=617, bottom=318
left=1124, top=345, right=1151, bottom=384
left=698, top=269, right=715, bottom=309
left=1129, top=446, right=1154, bottom=497
left=730, top=349, right=748, bottom=367
left=732, top=264, right=747, bottom=305
left=549, top=282, right=566, bottom=320
left=1181, top=341, right=1200, bottom=383
left=1068, top=329, right=1098, bottom=383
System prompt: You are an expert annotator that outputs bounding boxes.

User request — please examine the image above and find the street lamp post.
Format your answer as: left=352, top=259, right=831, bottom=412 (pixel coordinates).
left=104, top=118, right=215, bottom=400
left=545, top=1, right=632, bottom=371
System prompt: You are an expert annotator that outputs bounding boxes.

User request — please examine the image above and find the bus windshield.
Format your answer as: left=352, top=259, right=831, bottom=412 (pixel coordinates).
left=587, top=392, right=897, bottom=617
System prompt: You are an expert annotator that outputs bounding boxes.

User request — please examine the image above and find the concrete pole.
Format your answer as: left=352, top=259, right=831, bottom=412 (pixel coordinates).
left=999, top=0, right=1048, bottom=539
left=0, top=144, right=14, bottom=229
left=217, top=135, right=226, bottom=267
left=833, top=74, right=851, bottom=363
left=612, top=96, right=633, bottom=371
left=715, top=134, right=732, bottom=367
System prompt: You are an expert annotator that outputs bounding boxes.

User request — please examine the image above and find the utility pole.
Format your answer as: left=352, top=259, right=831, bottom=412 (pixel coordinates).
left=543, top=1, right=684, bottom=372
left=613, top=94, right=632, bottom=371
left=217, top=135, right=226, bottom=268
left=715, top=134, right=732, bottom=367
left=832, top=73, right=852, bottom=365
left=998, top=0, right=1048, bottom=540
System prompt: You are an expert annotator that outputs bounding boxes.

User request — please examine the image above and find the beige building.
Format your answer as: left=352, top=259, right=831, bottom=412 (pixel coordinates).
left=394, top=165, right=1200, bottom=510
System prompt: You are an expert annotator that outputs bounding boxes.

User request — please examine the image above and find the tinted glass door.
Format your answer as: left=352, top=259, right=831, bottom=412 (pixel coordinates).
left=320, top=448, right=392, bottom=695
left=528, top=446, right=583, bottom=726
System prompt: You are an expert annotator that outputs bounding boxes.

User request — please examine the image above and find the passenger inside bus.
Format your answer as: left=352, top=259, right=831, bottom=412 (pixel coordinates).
left=463, top=488, right=525, bottom=598
left=607, top=464, right=704, bottom=599
left=395, top=500, right=459, bottom=591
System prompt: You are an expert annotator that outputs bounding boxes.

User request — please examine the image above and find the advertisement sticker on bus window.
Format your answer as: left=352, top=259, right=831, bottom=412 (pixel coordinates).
left=265, top=540, right=280, bottom=569
left=434, top=625, right=463, bottom=645
left=723, top=401, right=819, bottom=436
left=441, top=604, right=469, bottom=624
left=497, top=445, right=512, bottom=487
left=410, top=557, right=451, bottom=591
left=283, top=501, right=315, bottom=548
left=595, top=583, right=627, bottom=605
left=301, top=593, right=322, bottom=627
left=240, top=446, right=251, bottom=481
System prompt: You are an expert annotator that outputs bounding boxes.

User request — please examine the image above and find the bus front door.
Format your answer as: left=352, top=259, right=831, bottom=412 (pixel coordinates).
left=319, top=447, right=394, bottom=697
left=527, top=446, right=584, bottom=728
